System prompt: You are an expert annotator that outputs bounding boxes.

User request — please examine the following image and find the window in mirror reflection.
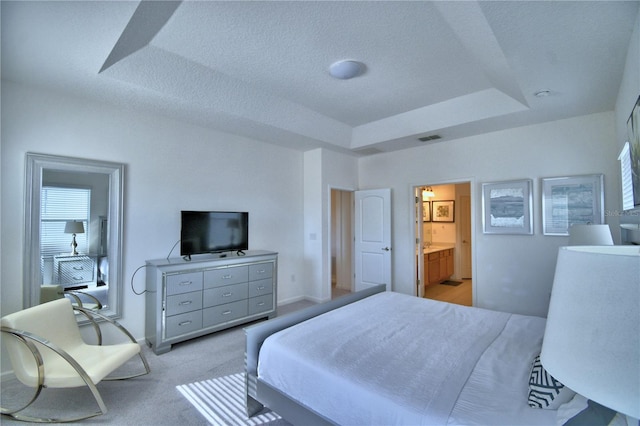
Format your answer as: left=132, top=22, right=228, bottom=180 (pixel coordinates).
left=40, top=173, right=109, bottom=309
left=40, top=186, right=91, bottom=276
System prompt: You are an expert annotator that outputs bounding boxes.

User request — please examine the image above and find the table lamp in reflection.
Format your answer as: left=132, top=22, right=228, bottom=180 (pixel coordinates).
left=64, top=220, right=84, bottom=255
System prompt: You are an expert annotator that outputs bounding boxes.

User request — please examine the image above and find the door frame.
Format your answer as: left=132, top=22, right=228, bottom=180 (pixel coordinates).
left=409, top=178, right=478, bottom=305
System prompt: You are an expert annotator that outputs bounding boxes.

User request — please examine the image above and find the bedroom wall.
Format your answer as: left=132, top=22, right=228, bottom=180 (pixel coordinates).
left=358, top=112, right=619, bottom=317
left=615, top=10, right=640, bottom=230
left=0, top=80, right=307, bottom=338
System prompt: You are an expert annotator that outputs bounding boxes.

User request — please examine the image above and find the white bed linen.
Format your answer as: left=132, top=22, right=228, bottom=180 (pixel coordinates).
left=258, top=292, right=557, bottom=425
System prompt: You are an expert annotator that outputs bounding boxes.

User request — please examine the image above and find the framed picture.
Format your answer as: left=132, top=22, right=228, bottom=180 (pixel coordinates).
left=542, top=174, right=604, bottom=235
left=432, top=200, right=454, bottom=222
left=422, top=201, right=431, bottom=222
left=482, top=179, right=533, bottom=234
left=626, top=95, right=640, bottom=209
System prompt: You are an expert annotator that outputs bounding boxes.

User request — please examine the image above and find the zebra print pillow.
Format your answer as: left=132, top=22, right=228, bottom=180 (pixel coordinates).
left=528, top=355, right=576, bottom=409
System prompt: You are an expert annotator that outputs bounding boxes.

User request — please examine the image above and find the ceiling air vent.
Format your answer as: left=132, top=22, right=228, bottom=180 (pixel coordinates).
left=418, top=134, right=442, bottom=142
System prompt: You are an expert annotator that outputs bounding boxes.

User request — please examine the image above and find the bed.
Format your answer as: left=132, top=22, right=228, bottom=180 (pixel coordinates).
left=244, top=285, right=559, bottom=425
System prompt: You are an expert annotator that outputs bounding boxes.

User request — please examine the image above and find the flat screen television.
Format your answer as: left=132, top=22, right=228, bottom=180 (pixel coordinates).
left=180, top=211, right=248, bottom=258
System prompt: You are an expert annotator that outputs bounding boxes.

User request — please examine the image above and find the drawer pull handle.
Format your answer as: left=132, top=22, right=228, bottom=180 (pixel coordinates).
left=222, top=292, right=233, bottom=297
left=73, top=276, right=83, bottom=281
left=179, top=281, right=192, bottom=286
left=257, top=302, right=265, bottom=306
left=222, top=310, right=232, bottom=315
left=179, top=300, right=192, bottom=305
left=257, top=286, right=265, bottom=290
left=72, top=266, right=84, bottom=271
left=178, top=320, right=192, bottom=326
left=256, top=269, right=266, bottom=274
left=222, top=274, right=233, bottom=280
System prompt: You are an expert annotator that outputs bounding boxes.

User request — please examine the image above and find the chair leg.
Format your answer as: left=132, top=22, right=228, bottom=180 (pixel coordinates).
left=1, top=329, right=108, bottom=423
left=102, top=351, right=151, bottom=381
left=0, top=334, right=45, bottom=418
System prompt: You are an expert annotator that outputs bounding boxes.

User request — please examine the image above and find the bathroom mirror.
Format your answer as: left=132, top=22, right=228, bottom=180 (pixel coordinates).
left=24, top=153, right=124, bottom=319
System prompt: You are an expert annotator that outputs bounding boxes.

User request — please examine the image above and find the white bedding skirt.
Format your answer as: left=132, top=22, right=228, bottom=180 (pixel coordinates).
left=258, top=292, right=557, bottom=425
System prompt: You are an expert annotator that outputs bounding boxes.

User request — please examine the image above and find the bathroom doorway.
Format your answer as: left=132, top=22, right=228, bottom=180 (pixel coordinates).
left=414, top=182, right=473, bottom=306
left=331, top=188, right=353, bottom=299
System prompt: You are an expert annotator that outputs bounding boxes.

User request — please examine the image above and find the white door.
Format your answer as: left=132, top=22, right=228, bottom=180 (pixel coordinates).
left=354, top=189, right=392, bottom=291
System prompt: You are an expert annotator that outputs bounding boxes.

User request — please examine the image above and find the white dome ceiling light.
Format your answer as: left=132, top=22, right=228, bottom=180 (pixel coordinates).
left=329, top=60, right=364, bottom=80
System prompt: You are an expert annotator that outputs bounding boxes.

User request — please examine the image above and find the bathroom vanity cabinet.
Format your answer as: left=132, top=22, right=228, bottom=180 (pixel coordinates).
left=423, top=246, right=454, bottom=287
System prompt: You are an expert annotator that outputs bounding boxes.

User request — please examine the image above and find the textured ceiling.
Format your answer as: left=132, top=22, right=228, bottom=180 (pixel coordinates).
left=2, top=1, right=638, bottom=156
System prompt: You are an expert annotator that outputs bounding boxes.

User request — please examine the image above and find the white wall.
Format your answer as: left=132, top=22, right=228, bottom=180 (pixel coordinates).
left=1, top=80, right=306, bottom=338
left=615, top=10, right=640, bottom=230
left=358, top=112, right=619, bottom=317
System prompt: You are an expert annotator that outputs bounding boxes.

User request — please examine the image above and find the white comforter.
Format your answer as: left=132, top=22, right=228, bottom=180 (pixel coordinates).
left=258, top=292, right=557, bottom=425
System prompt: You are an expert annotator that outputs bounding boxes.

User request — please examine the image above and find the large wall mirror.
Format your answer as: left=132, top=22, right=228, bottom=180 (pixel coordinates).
left=24, top=153, right=124, bottom=320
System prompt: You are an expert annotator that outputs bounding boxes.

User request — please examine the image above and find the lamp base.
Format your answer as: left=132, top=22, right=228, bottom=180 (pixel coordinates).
left=70, top=233, right=79, bottom=255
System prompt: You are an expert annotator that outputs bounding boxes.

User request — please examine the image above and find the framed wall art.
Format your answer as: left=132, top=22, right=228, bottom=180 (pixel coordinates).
left=432, top=200, right=454, bottom=222
left=422, top=201, right=431, bottom=222
left=542, top=174, right=604, bottom=235
left=626, top=95, right=640, bottom=209
left=482, top=179, right=533, bottom=234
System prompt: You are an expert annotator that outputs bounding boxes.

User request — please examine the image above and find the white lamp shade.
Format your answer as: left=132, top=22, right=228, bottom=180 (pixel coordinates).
left=541, top=246, right=640, bottom=418
left=568, top=224, right=613, bottom=245
left=64, top=221, right=85, bottom=234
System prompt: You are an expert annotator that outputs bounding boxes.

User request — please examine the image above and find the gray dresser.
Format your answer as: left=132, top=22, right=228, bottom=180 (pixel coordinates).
left=145, top=250, right=277, bottom=354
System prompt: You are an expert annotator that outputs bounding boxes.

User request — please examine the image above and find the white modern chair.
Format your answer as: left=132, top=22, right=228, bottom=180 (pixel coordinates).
left=40, top=284, right=103, bottom=310
left=1, top=298, right=150, bottom=422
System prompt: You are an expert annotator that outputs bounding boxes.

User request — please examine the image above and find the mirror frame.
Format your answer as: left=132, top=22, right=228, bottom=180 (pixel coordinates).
left=24, top=153, right=124, bottom=319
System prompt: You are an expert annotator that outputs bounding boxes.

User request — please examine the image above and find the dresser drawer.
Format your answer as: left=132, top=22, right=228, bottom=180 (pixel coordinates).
left=204, top=266, right=248, bottom=288
left=166, top=271, right=203, bottom=296
left=248, top=278, right=273, bottom=298
left=203, top=282, right=248, bottom=308
left=203, top=300, right=248, bottom=328
left=165, top=310, right=202, bottom=338
left=56, top=257, right=95, bottom=285
left=249, top=262, right=273, bottom=281
left=166, top=291, right=203, bottom=316
left=248, top=294, right=273, bottom=316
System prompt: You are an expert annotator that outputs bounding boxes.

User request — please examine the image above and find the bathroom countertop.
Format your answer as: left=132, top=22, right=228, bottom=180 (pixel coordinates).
left=423, top=244, right=455, bottom=254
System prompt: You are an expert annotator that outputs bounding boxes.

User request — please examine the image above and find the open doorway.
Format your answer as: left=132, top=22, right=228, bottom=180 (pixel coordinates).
left=414, top=182, right=473, bottom=306
left=331, top=189, right=353, bottom=299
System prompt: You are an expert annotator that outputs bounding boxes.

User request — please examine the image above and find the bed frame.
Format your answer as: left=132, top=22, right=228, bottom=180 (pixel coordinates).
left=244, top=284, right=386, bottom=425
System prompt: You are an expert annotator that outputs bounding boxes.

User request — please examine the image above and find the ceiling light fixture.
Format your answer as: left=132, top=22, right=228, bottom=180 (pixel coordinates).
left=329, top=60, right=364, bottom=80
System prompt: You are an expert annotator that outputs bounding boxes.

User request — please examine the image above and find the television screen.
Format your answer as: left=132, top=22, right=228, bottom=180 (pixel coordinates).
left=180, top=211, right=248, bottom=256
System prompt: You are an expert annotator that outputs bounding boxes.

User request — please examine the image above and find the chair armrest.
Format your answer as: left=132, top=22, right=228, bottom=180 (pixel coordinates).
left=72, top=306, right=137, bottom=346
left=65, top=290, right=103, bottom=310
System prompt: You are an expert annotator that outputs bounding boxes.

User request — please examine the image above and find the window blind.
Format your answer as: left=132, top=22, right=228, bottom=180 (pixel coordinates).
left=41, top=186, right=91, bottom=258
left=618, top=142, right=634, bottom=211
